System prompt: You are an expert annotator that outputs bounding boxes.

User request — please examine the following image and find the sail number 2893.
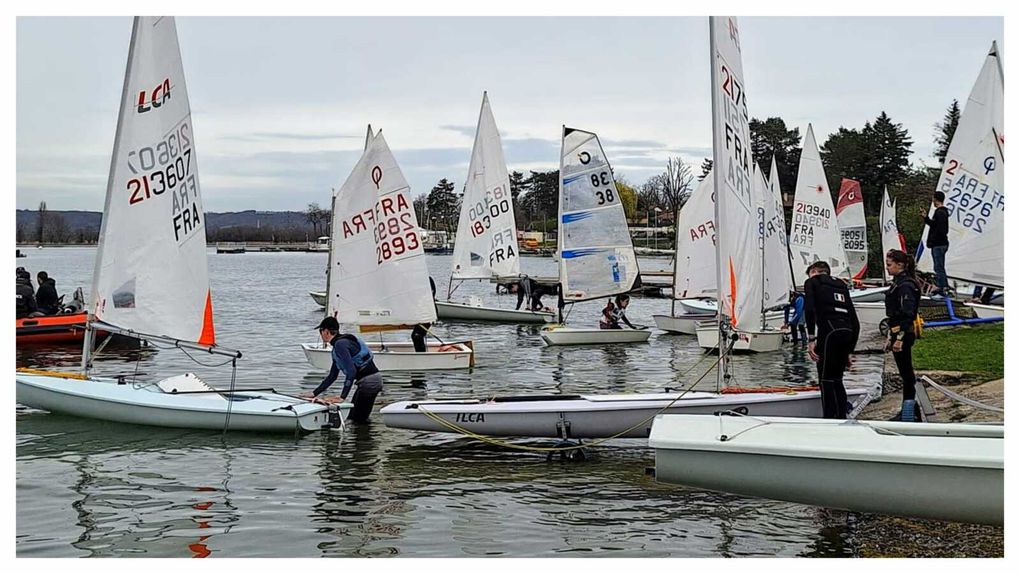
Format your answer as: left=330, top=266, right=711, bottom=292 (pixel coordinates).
left=375, top=213, right=420, bottom=264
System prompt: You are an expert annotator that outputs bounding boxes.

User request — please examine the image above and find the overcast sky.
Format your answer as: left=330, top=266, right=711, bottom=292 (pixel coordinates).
left=16, top=16, right=1003, bottom=213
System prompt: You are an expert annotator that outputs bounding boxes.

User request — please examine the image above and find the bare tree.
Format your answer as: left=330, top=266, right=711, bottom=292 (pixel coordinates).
left=36, top=201, right=47, bottom=244
left=638, top=174, right=666, bottom=214
left=305, top=202, right=330, bottom=237
left=662, top=156, right=695, bottom=229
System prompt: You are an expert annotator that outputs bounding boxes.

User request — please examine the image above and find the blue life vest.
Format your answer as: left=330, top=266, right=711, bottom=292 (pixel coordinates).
left=337, top=334, right=374, bottom=369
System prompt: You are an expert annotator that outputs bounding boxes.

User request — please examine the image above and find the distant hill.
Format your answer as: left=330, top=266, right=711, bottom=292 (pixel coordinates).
left=16, top=209, right=313, bottom=232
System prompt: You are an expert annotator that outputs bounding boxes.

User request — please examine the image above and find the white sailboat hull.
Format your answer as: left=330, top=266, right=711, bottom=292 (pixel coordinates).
left=678, top=299, right=785, bottom=328
left=849, top=285, right=889, bottom=302
left=382, top=388, right=870, bottom=439
left=652, top=313, right=715, bottom=335
left=309, top=291, right=327, bottom=307
left=695, top=324, right=785, bottom=353
left=15, top=373, right=346, bottom=433
left=853, top=301, right=887, bottom=326
left=965, top=302, right=1005, bottom=320
left=436, top=300, right=555, bottom=323
left=302, top=341, right=475, bottom=372
left=650, top=415, right=1003, bottom=526
left=540, top=326, right=652, bottom=346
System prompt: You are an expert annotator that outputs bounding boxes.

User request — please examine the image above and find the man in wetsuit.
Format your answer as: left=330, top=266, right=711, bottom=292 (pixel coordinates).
left=305, top=316, right=384, bottom=423
left=16, top=268, right=36, bottom=319
left=514, top=276, right=549, bottom=311
left=803, top=261, right=860, bottom=419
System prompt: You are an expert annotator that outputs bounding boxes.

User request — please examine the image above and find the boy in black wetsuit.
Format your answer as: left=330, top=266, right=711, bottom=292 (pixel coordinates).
left=803, top=261, right=860, bottom=419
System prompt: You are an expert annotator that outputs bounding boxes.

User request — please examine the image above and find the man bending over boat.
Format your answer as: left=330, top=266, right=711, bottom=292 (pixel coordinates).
left=803, top=261, right=860, bottom=419
left=304, top=316, right=384, bottom=422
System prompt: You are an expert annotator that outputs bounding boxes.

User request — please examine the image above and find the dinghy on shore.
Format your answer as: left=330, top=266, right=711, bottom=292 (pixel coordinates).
left=649, top=414, right=1003, bottom=526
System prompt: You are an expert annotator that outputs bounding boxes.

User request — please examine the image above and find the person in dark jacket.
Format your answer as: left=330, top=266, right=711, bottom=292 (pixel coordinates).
left=514, top=275, right=549, bottom=311
left=783, top=290, right=807, bottom=344
left=411, top=276, right=438, bottom=352
left=16, top=268, right=37, bottom=319
left=884, top=249, right=922, bottom=422
left=804, top=261, right=860, bottom=419
left=920, top=191, right=950, bottom=296
left=304, top=316, right=384, bottom=422
left=35, top=271, right=60, bottom=315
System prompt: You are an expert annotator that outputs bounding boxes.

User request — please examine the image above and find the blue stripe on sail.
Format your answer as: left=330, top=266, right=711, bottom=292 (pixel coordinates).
left=562, top=248, right=603, bottom=259
left=562, top=174, right=585, bottom=185
left=562, top=211, right=594, bottom=224
left=915, top=243, right=925, bottom=261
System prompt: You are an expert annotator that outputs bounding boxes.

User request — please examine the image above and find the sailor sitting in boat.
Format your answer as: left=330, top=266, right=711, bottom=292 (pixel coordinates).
left=599, top=294, right=637, bottom=330
left=34, top=271, right=60, bottom=315
left=304, top=316, right=384, bottom=422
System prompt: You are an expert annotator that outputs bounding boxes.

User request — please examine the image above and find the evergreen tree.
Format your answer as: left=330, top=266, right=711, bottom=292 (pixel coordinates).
left=863, top=112, right=913, bottom=213
left=518, top=170, right=559, bottom=230
left=425, top=178, right=460, bottom=233
left=748, top=117, right=802, bottom=192
left=933, top=99, right=961, bottom=166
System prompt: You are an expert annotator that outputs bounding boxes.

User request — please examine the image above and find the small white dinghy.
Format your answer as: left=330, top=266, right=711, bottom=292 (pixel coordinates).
left=17, top=371, right=348, bottom=433
left=695, top=322, right=785, bottom=353
left=678, top=299, right=785, bottom=327
left=436, top=299, right=555, bottom=323
left=382, top=388, right=871, bottom=439
left=540, top=325, right=651, bottom=346
left=965, top=302, right=1005, bottom=320
left=652, top=313, right=715, bottom=335
left=302, top=340, right=474, bottom=372
left=14, top=18, right=346, bottom=435
left=304, top=129, right=475, bottom=371
left=649, top=414, right=1003, bottom=526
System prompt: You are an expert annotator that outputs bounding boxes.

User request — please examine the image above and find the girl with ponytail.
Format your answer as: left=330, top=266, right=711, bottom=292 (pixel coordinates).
left=883, top=249, right=921, bottom=421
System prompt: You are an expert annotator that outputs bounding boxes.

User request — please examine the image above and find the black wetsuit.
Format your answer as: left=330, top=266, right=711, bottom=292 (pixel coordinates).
left=515, top=276, right=549, bottom=311
left=804, top=274, right=860, bottom=419
left=412, top=277, right=438, bottom=352
left=885, top=272, right=921, bottom=404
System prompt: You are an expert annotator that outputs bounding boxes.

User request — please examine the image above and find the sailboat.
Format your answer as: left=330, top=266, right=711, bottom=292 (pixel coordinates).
left=917, top=42, right=1004, bottom=321
left=695, top=163, right=785, bottom=352
left=540, top=126, right=651, bottom=345
left=381, top=18, right=867, bottom=439
left=788, top=124, right=886, bottom=302
left=309, top=124, right=375, bottom=308
left=16, top=17, right=347, bottom=433
left=651, top=20, right=1003, bottom=527
left=301, top=131, right=475, bottom=371
left=438, top=92, right=555, bottom=324
left=856, top=187, right=908, bottom=326
left=835, top=177, right=868, bottom=281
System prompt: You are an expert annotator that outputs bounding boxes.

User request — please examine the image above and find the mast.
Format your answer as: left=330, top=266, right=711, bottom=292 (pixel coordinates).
left=708, top=18, right=726, bottom=390
left=84, top=16, right=141, bottom=374
left=557, top=124, right=566, bottom=324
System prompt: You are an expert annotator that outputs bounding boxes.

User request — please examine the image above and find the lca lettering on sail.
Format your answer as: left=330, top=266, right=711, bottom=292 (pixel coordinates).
left=136, top=77, right=172, bottom=114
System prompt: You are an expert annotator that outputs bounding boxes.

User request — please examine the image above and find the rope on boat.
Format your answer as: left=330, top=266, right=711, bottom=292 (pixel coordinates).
left=413, top=348, right=729, bottom=453
left=921, top=376, right=1004, bottom=413
left=222, top=359, right=238, bottom=435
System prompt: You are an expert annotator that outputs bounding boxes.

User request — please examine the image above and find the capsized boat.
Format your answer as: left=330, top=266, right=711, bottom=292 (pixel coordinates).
left=305, top=128, right=474, bottom=370
left=382, top=387, right=871, bottom=439
left=15, top=17, right=346, bottom=434
left=649, top=414, right=1003, bottom=526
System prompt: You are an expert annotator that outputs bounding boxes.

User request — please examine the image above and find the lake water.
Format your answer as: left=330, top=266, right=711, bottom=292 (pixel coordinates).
left=16, top=247, right=881, bottom=557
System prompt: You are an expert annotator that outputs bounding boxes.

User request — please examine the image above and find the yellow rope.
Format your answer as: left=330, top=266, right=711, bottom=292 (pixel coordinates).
left=413, top=350, right=727, bottom=453
left=16, top=368, right=88, bottom=380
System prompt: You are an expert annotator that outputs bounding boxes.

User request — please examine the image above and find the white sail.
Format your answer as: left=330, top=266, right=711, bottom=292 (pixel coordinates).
left=91, top=16, right=214, bottom=346
left=672, top=170, right=717, bottom=299
left=451, top=92, right=520, bottom=280
left=918, top=42, right=1004, bottom=288
left=789, top=124, right=850, bottom=280
left=880, top=188, right=905, bottom=282
left=558, top=127, right=639, bottom=302
left=329, top=132, right=437, bottom=328
left=836, top=178, right=868, bottom=280
left=709, top=16, right=763, bottom=332
left=761, top=160, right=793, bottom=310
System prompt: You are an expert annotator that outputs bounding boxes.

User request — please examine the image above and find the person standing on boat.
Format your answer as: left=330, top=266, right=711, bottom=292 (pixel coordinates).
left=919, top=191, right=950, bottom=296
left=306, top=316, right=384, bottom=422
left=883, top=249, right=922, bottom=422
left=34, top=271, right=60, bottom=315
left=804, top=261, right=860, bottom=419
left=15, top=268, right=37, bottom=319
left=411, top=276, right=438, bottom=353
left=783, top=290, right=807, bottom=344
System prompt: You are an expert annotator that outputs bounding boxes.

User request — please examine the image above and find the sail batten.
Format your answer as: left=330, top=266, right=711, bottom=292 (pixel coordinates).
left=90, top=16, right=215, bottom=346
left=557, top=126, right=639, bottom=303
